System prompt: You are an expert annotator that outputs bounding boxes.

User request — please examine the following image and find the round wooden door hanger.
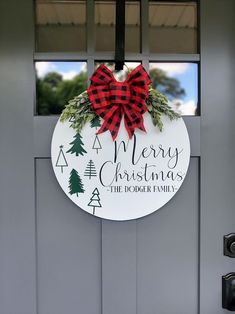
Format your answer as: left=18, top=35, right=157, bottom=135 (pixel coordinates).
left=51, top=114, right=190, bottom=221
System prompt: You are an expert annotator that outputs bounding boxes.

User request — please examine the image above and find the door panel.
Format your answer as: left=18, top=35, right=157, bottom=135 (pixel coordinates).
left=137, top=158, right=198, bottom=314
left=102, top=221, right=137, bottom=314
left=36, top=159, right=198, bottom=314
left=200, top=1, right=235, bottom=313
left=1, top=1, right=235, bottom=314
left=36, top=159, right=102, bottom=314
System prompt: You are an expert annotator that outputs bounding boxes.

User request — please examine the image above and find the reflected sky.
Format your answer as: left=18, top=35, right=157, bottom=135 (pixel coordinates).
left=35, top=61, right=86, bottom=80
left=150, top=63, right=198, bottom=115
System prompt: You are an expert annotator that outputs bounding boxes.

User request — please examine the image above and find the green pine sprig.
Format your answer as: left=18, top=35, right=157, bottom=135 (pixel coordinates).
left=146, top=87, right=180, bottom=131
left=60, top=87, right=180, bottom=134
left=60, top=91, right=97, bottom=133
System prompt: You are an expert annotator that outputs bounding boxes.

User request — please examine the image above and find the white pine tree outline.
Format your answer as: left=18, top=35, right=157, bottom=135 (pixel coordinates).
left=84, top=160, right=97, bottom=179
left=55, top=145, right=68, bottom=173
left=88, top=188, right=102, bottom=215
left=92, top=135, right=102, bottom=154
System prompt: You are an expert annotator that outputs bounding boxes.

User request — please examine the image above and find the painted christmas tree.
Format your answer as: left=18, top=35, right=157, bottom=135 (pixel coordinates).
left=90, top=116, right=101, bottom=129
left=68, top=169, right=85, bottom=196
left=88, top=188, right=102, bottom=215
left=67, top=132, right=87, bottom=157
left=55, top=145, right=68, bottom=173
left=92, top=135, right=102, bottom=154
left=84, top=160, right=97, bottom=179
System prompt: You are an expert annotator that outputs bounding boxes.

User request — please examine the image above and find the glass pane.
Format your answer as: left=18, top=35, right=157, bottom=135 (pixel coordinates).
left=149, top=2, right=197, bottom=53
left=35, top=0, right=86, bottom=52
left=95, top=1, right=140, bottom=52
left=36, top=61, right=87, bottom=115
left=94, top=61, right=141, bottom=81
left=149, top=63, right=198, bottom=115
left=126, top=1, right=140, bottom=52
left=95, top=1, right=115, bottom=52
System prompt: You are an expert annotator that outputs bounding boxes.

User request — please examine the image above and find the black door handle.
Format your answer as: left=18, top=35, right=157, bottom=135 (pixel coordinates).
left=222, top=273, right=235, bottom=311
left=224, top=234, right=235, bottom=258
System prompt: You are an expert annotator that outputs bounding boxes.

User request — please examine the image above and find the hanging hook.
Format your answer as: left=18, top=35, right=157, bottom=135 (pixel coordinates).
left=115, top=0, right=125, bottom=71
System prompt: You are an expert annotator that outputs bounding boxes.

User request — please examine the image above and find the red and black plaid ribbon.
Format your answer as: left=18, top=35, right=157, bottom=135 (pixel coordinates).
left=87, top=64, right=151, bottom=140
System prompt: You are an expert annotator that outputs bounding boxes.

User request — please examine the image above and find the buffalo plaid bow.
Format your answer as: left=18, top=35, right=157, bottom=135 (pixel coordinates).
left=87, top=64, right=151, bottom=140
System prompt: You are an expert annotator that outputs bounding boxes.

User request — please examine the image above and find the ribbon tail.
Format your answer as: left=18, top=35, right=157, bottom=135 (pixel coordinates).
left=96, top=120, right=109, bottom=135
left=138, top=117, right=147, bottom=133
left=126, top=127, right=135, bottom=139
left=124, top=116, right=135, bottom=139
left=97, top=109, right=122, bottom=140
left=124, top=113, right=147, bottom=139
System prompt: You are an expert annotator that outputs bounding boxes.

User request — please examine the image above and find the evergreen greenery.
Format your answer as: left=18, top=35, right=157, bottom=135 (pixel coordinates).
left=146, top=87, right=180, bottom=131
left=60, top=91, right=96, bottom=134
left=60, top=87, right=180, bottom=134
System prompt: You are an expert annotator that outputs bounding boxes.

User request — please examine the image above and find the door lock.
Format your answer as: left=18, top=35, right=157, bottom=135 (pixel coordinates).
left=222, top=273, right=235, bottom=311
left=224, top=234, right=235, bottom=258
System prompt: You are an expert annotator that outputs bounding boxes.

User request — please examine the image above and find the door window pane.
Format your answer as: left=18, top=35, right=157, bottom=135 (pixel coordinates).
left=95, top=1, right=115, bottom=52
left=149, top=1, right=198, bottom=53
left=36, top=61, right=87, bottom=115
left=35, top=0, right=86, bottom=52
left=126, top=1, right=140, bottom=52
left=149, top=63, right=198, bottom=115
left=95, top=1, right=140, bottom=52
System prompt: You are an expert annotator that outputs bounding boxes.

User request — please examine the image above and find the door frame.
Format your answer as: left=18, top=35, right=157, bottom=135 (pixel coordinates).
left=0, top=1, right=235, bottom=313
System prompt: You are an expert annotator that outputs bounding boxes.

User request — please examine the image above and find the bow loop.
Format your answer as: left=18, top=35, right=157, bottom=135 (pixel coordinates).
left=90, top=64, right=113, bottom=85
left=126, top=64, right=151, bottom=87
left=87, top=64, right=151, bottom=140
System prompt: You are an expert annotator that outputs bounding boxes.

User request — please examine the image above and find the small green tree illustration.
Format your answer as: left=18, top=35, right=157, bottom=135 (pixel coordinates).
left=88, top=188, right=102, bottom=215
left=84, top=160, right=97, bottom=179
left=55, top=145, right=68, bottom=173
left=92, top=135, right=102, bottom=154
left=90, top=116, right=101, bottom=129
left=67, top=132, right=87, bottom=156
left=68, top=169, right=85, bottom=196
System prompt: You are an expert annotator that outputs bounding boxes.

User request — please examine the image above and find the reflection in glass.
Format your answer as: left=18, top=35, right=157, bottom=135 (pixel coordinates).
left=35, top=0, right=86, bottom=52
left=95, top=1, right=115, bottom=52
left=95, top=1, right=140, bottom=52
left=149, top=63, right=198, bottom=116
left=149, top=2, right=197, bottom=53
left=125, top=1, right=140, bottom=52
left=36, top=62, right=87, bottom=115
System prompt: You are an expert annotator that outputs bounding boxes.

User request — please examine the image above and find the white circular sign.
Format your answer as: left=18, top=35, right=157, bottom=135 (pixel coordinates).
left=51, top=114, right=190, bottom=221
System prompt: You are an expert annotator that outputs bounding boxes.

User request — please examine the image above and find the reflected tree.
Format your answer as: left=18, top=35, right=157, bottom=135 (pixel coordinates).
left=37, top=71, right=88, bottom=115
left=149, top=68, right=185, bottom=100
left=44, top=72, right=63, bottom=88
